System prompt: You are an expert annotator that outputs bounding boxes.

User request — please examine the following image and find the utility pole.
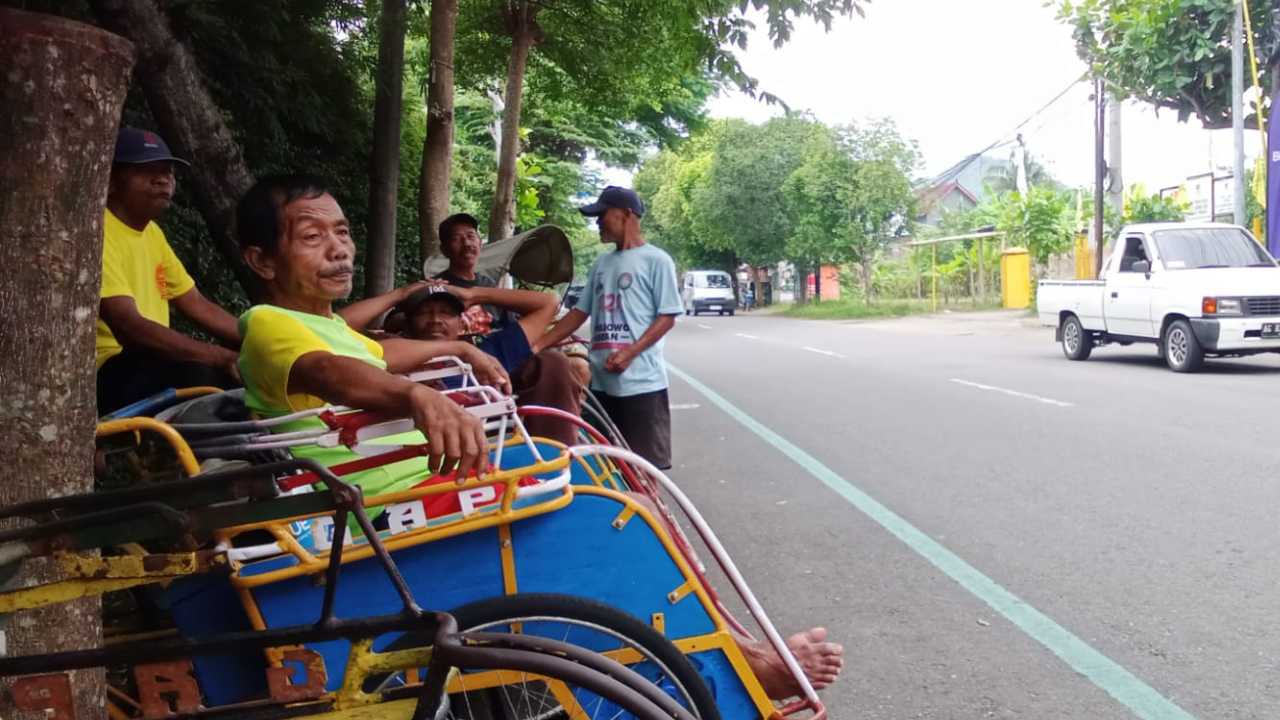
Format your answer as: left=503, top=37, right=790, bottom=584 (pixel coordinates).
left=1232, top=0, right=1247, bottom=226
left=1108, top=94, right=1124, bottom=219
left=1093, top=76, right=1106, bottom=278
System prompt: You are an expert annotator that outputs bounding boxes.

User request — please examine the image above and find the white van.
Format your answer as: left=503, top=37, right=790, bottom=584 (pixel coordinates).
left=682, top=270, right=736, bottom=316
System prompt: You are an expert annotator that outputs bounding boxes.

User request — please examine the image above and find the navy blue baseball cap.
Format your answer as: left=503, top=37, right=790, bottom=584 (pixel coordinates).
left=113, top=127, right=190, bottom=167
left=579, top=186, right=645, bottom=218
left=397, top=285, right=466, bottom=316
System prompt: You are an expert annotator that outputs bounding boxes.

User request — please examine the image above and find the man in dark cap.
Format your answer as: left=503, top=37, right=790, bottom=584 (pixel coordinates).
left=96, top=127, right=241, bottom=414
left=541, top=186, right=682, bottom=470
left=432, top=212, right=510, bottom=334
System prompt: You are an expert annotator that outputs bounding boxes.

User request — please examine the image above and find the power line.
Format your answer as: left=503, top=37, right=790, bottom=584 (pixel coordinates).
left=925, top=74, right=1089, bottom=187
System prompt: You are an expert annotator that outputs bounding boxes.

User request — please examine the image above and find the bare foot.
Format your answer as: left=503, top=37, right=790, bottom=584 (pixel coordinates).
left=740, top=627, right=844, bottom=700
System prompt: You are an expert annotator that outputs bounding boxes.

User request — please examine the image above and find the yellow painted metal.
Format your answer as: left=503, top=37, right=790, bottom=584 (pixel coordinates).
left=0, top=553, right=207, bottom=612
left=1000, top=248, right=1032, bottom=309
left=610, top=505, right=636, bottom=530
left=219, top=452, right=572, bottom=590
left=56, top=551, right=201, bottom=579
left=651, top=612, right=665, bottom=635
left=931, top=244, right=938, bottom=312
left=332, top=638, right=434, bottom=710
left=96, top=416, right=201, bottom=477
left=222, top=479, right=773, bottom=719
left=174, top=385, right=224, bottom=399
left=1073, top=235, right=1095, bottom=280
left=666, top=579, right=696, bottom=605
left=1242, top=0, right=1267, bottom=145
left=283, top=698, right=418, bottom=719
left=498, top=523, right=518, bottom=595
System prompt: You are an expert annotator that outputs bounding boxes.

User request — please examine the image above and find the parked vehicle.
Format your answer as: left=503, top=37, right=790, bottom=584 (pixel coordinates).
left=1038, top=223, right=1280, bottom=372
left=682, top=270, right=736, bottom=316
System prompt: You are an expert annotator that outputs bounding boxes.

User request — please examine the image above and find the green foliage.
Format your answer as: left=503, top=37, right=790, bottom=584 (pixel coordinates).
left=1124, top=184, right=1189, bottom=224
left=783, top=118, right=918, bottom=300
left=638, top=114, right=919, bottom=301
left=782, top=296, right=1000, bottom=319
left=1058, top=0, right=1276, bottom=128
left=993, top=187, right=1077, bottom=268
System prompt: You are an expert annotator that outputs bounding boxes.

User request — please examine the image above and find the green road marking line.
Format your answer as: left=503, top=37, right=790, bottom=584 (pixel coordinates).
left=668, top=363, right=1196, bottom=720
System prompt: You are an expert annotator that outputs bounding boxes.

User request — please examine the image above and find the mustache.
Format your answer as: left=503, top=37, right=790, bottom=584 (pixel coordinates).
left=319, top=264, right=354, bottom=278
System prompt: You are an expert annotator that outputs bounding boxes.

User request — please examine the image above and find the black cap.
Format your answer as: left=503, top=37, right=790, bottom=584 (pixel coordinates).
left=397, top=285, right=465, bottom=316
left=438, top=212, right=480, bottom=244
left=113, top=127, right=190, bottom=167
left=579, top=186, right=645, bottom=218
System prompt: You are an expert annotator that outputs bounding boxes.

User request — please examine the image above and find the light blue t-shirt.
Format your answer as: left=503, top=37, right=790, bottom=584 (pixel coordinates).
left=575, top=243, right=682, bottom=397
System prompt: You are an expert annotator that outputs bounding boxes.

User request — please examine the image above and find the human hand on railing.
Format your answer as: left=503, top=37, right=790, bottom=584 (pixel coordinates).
left=409, top=384, right=488, bottom=479
left=457, top=344, right=511, bottom=394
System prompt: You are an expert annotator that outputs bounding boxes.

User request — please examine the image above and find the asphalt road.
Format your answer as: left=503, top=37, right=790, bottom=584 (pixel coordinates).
left=658, top=309, right=1280, bottom=719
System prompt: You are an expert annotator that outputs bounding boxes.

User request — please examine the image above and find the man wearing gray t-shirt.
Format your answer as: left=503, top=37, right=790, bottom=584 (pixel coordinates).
left=542, top=186, right=682, bottom=469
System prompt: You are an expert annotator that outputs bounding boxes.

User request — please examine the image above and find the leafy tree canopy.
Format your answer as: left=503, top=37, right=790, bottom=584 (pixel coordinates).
left=1058, top=0, right=1277, bottom=128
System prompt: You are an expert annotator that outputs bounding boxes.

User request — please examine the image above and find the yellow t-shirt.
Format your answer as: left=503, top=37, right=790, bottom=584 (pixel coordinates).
left=238, top=305, right=427, bottom=501
left=96, top=210, right=196, bottom=368
left=237, top=304, right=387, bottom=416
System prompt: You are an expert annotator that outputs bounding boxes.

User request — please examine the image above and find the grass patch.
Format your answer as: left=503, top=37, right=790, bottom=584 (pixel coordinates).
left=782, top=297, right=1002, bottom=320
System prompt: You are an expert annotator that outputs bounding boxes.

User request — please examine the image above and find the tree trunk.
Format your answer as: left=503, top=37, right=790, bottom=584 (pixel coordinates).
left=364, top=0, right=408, bottom=297
left=489, top=4, right=539, bottom=243
left=861, top=262, right=873, bottom=305
left=0, top=9, right=133, bottom=718
left=419, top=0, right=458, bottom=266
left=89, top=0, right=257, bottom=297
left=813, top=261, right=822, bottom=303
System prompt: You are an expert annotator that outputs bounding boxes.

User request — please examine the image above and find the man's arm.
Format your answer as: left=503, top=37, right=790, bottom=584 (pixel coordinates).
left=100, top=296, right=238, bottom=370
left=603, top=314, right=676, bottom=373
left=171, top=287, right=241, bottom=346
left=379, top=337, right=511, bottom=394
left=291, top=352, right=487, bottom=477
left=337, top=281, right=427, bottom=331
left=449, top=286, right=559, bottom=351
left=539, top=308, right=588, bottom=352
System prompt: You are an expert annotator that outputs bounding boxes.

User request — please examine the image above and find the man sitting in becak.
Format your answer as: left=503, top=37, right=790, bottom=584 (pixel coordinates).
left=340, top=282, right=583, bottom=446
left=235, top=175, right=844, bottom=701
left=235, top=174, right=509, bottom=496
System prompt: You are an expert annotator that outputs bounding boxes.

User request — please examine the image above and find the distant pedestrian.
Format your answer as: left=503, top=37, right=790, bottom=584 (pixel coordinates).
left=743, top=283, right=755, bottom=312
left=541, top=186, right=682, bottom=469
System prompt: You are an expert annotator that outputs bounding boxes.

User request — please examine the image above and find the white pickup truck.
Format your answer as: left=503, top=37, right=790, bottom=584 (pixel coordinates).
left=1038, top=223, right=1280, bottom=372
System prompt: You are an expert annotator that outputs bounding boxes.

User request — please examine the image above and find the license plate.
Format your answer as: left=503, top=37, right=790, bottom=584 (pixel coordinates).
left=708, top=305, right=721, bottom=310
left=1263, top=323, right=1280, bottom=338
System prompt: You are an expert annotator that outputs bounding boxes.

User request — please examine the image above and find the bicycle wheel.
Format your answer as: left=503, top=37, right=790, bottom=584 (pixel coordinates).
left=376, top=593, right=721, bottom=720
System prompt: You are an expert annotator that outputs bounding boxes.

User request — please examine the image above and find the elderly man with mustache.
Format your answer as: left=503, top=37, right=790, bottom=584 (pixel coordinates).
left=234, top=174, right=510, bottom=496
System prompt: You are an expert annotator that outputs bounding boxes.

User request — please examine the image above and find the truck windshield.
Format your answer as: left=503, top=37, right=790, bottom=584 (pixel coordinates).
left=1152, top=228, right=1275, bottom=269
left=697, top=274, right=732, bottom=288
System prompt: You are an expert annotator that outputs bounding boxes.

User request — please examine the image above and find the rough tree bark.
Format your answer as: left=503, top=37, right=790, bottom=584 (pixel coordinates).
left=419, top=0, right=459, bottom=264
left=488, top=2, right=542, bottom=243
left=0, top=9, right=134, bottom=719
left=88, top=0, right=257, bottom=297
left=364, top=0, right=408, bottom=297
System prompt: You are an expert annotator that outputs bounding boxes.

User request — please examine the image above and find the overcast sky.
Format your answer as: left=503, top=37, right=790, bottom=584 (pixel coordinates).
left=703, top=0, right=1264, bottom=193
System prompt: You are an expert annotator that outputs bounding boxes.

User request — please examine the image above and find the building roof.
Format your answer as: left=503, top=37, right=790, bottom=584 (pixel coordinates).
left=915, top=181, right=979, bottom=215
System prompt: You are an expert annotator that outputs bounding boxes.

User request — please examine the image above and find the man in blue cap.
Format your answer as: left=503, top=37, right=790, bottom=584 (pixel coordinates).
left=96, top=127, right=241, bottom=413
left=542, top=186, right=682, bottom=469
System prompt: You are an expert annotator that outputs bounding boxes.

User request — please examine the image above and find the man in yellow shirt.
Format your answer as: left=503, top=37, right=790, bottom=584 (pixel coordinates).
left=236, top=174, right=509, bottom=485
left=97, top=128, right=242, bottom=414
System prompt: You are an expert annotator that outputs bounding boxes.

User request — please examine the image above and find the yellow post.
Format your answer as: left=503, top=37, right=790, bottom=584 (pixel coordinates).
left=931, top=243, right=937, bottom=312
left=1000, top=248, right=1031, bottom=309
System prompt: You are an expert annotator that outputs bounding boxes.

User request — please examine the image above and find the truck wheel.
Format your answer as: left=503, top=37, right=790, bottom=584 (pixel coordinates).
left=1163, top=319, right=1204, bottom=373
left=1061, top=315, right=1092, bottom=361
